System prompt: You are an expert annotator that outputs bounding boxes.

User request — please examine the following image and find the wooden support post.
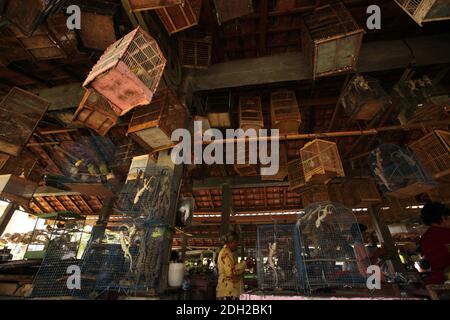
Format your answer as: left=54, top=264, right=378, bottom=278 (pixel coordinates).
left=0, top=202, right=17, bottom=237
left=181, top=233, right=188, bottom=262
left=220, top=183, right=233, bottom=237
left=90, top=196, right=115, bottom=243
left=368, top=205, right=407, bottom=277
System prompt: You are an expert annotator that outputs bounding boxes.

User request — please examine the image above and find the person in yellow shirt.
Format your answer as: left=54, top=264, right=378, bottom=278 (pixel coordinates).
left=216, top=231, right=247, bottom=300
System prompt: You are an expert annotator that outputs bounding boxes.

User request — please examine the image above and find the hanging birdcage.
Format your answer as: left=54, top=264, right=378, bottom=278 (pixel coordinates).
left=341, top=74, right=390, bottom=121
left=261, top=144, right=288, bottom=181
left=239, top=95, right=264, bottom=131
left=287, top=158, right=306, bottom=192
left=409, top=130, right=450, bottom=183
left=29, top=211, right=87, bottom=298
left=270, top=90, right=301, bottom=135
left=394, top=0, right=450, bottom=26
left=206, top=91, right=232, bottom=128
left=83, top=27, right=166, bottom=116
left=156, top=0, right=202, bottom=34
left=256, top=224, right=300, bottom=291
left=301, top=185, right=330, bottom=208
left=343, top=177, right=382, bottom=207
left=300, top=139, right=345, bottom=184
left=295, top=202, right=370, bottom=292
left=179, top=34, right=212, bottom=69
left=368, top=144, right=435, bottom=199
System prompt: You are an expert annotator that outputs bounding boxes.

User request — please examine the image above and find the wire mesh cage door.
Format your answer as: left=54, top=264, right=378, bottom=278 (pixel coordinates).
left=29, top=213, right=87, bottom=298
left=256, top=224, right=301, bottom=292
left=295, top=202, right=370, bottom=293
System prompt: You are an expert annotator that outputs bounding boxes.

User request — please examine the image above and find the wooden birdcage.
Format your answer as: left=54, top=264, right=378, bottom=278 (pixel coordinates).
left=233, top=142, right=259, bottom=176
left=408, top=102, right=450, bottom=127
left=156, top=0, right=202, bottom=34
left=382, top=197, right=419, bottom=222
left=394, top=0, right=450, bottom=26
left=0, top=150, right=44, bottom=183
left=409, top=130, right=450, bottom=183
left=287, top=158, right=306, bottom=192
left=128, top=87, right=187, bottom=150
left=300, top=139, right=345, bottom=184
left=428, top=184, right=450, bottom=204
left=301, top=185, right=330, bottom=208
left=239, top=95, right=264, bottom=131
left=2, top=0, right=67, bottom=36
left=83, top=27, right=166, bottom=116
left=74, top=0, right=118, bottom=51
left=0, top=87, right=49, bottom=157
left=301, top=2, right=364, bottom=79
left=6, top=12, right=77, bottom=61
left=206, top=91, right=232, bottom=128
left=341, top=74, right=390, bottom=121
left=270, top=90, right=301, bottom=135
left=344, top=177, right=382, bottom=207
left=128, top=0, right=184, bottom=11
left=179, top=35, right=212, bottom=69
left=72, top=90, right=119, bottom=136
left=213, top=0, right=254, bottom=25
left=261, top=144, right=288, bottom=181
left=0, top=174, right=37, bottom=206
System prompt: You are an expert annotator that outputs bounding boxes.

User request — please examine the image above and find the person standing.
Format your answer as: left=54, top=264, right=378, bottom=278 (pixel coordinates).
left=216, top=231, right=247, bottom=300
left=420, top=202, right=450, bottom=284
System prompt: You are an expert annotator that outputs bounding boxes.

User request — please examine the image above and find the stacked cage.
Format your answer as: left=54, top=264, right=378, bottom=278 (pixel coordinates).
left=29, top=212, right=87, bottom=298
left=256, top=224, right=300, bottom=291
left=295, top=202, right=370, bottom=292
left=368, top=144, right=435, bottom=198
left=78, top=165, right=176, bottom=297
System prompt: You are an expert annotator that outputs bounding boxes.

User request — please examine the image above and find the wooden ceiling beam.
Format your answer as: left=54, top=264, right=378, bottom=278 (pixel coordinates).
left=258, top=0, right=269, bottom=56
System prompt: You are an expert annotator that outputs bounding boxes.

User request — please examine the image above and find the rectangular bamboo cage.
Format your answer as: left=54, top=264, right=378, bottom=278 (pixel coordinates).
left=128, top=0, right=184, bottom=11
left=341, top=74, right=390, bottom=121
left=394, top=0, right=450, bottom=26
left=287, top=158, right=306, bottom=192
left=409, top=130, right=450, bottom=183
left=74, top=0, right=118, bottom=51
left=6, top=12, right=77, bottom=61
left=233, top=142, right=259, bottom=176
left=270, top=90, right=301, bottom=135
left=156, top=0, right=202, bottom=34
left=128, top=87, right=187, bottom=150
left=3, top=0, right=67, bottom=36
left=261, top=144, right=288, bottom=181
left=239, top=95, right=264, bottom=131
left=83, top=27, right=167, bottom=116
left=301, top=2, right=364, bottom=79
left=343, top=177, right=382, bottom=207
left=206, top=91, right=232, bottom=128
left=301, top=185, right=330, bottom=208
left=213, top=0, right=254, bottom=25
left=179, top=35, right=212, bottom=69
left=72, top=90, right=119, bottom=136
left=0, top=174, right=37, bottom=206
left=300, top=139, right=345, bottom=184
left=0, top=87, right=49, bottom=157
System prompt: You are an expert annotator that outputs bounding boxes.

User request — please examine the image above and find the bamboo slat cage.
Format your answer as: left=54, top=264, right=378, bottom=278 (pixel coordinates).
left=408, top=102, right=450, bottom=127
left=179, top=35, right=212, bottom=69
left=270, top=90, right=301, bottom=135
left=261, top=144, right=288, bottom=181
left=213, top=0, right=254, bottom=25
left=72, top=90, right=119, bottom=136
left=2, top=0, right=67, bottom=36
left=239, top=95, right=264, bottom=131
left=394, top=0, right=450, bottom=26
left=301, top=185, right=330, bottom=208
left=341, top=74, right=390, bottom=121
left=206, top=91, right=232, bottom=128
left=128, top=0, right=183, bottom=11
left=301, top=2, right=364, bottom=79
left=300, top=139, right=345, bottom=184
left=5, top=12, right=77, bottom=61
left=0, top=87, right=49, bottom=157
left=83, top=27, right=166, bottom=116
left=287, top=158, right=306, bottom=192
left=128, top=87, right=187, bottom=150
left=156, top=0, right=202, bottom=34
left=409, top=130, right=450, bottom=183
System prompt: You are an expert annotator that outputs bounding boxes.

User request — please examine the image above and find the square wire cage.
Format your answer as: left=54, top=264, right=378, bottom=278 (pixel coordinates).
left=256, top=224, right=301, bottom=292
left=368, top=144, right=436, bottom=198
left=295, top=202, right=370, bottom=293
left=29, top=212, right=88, bottom=298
